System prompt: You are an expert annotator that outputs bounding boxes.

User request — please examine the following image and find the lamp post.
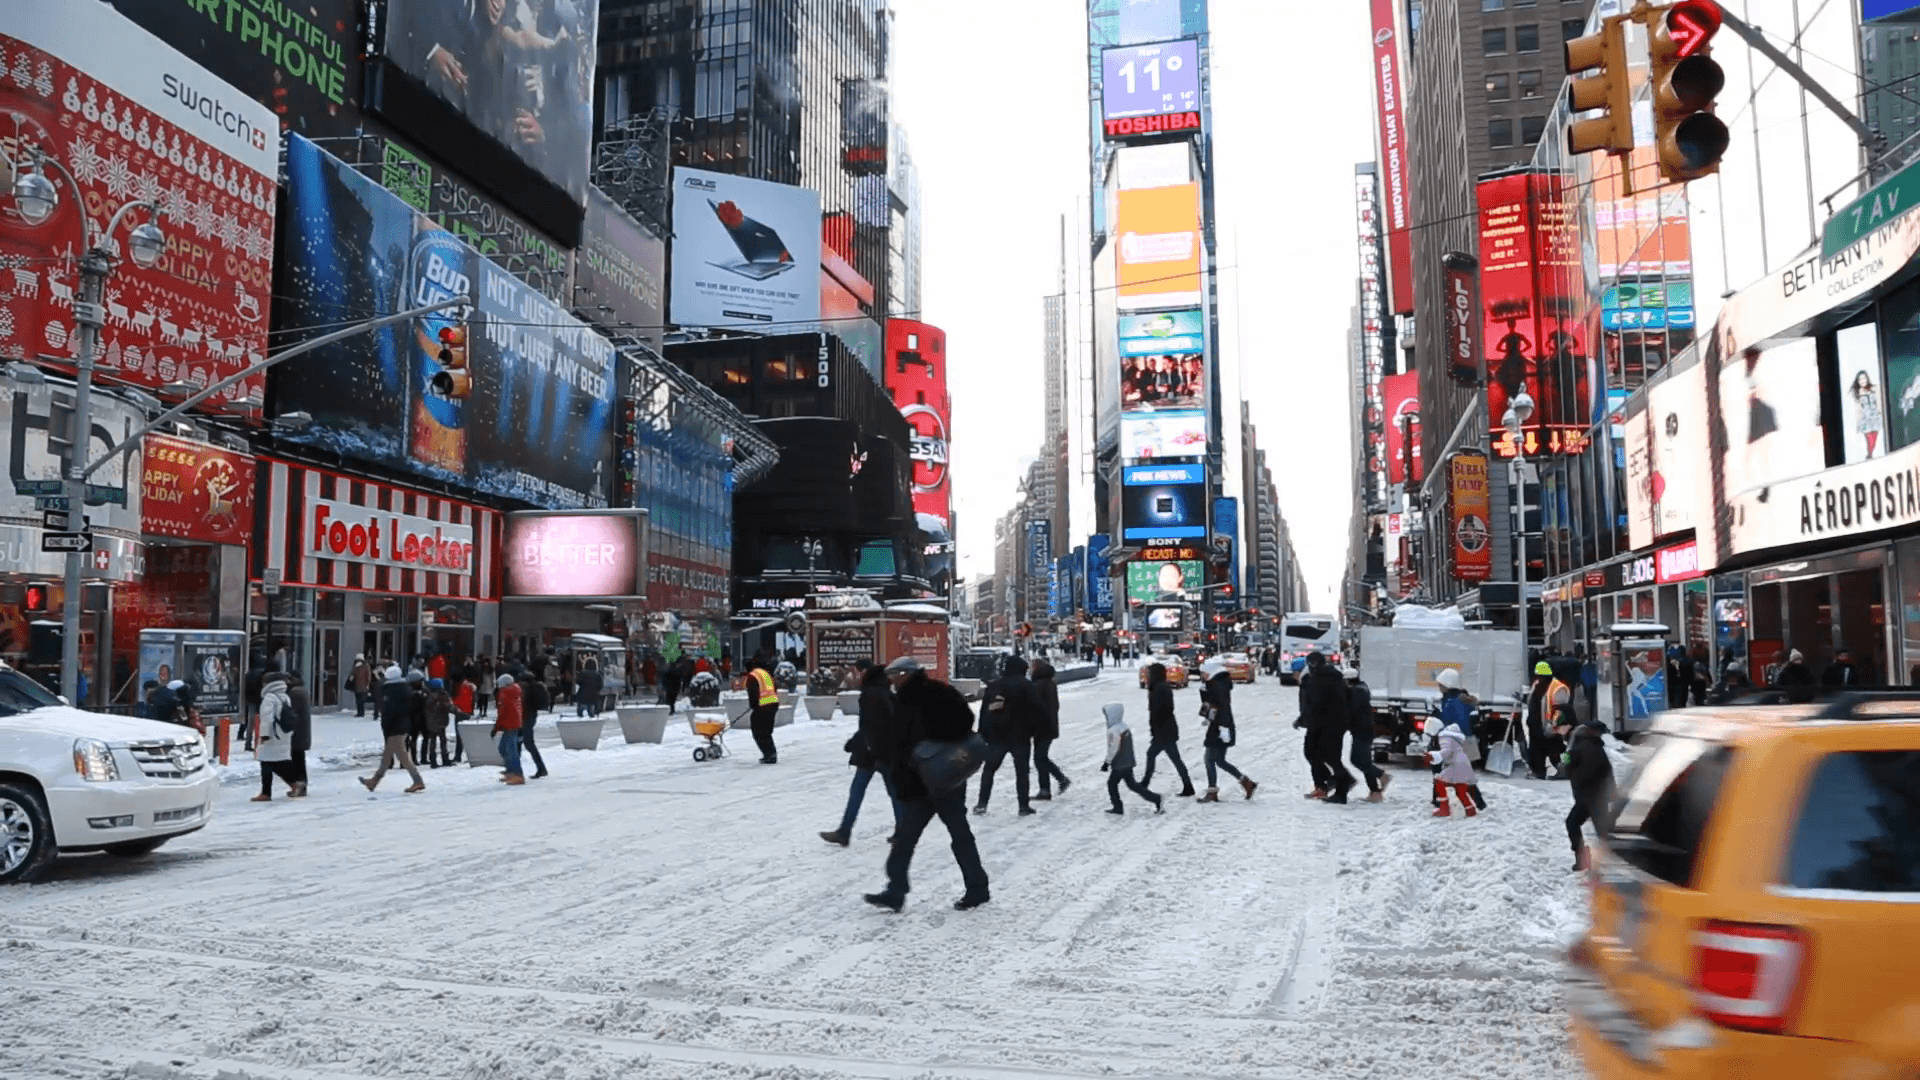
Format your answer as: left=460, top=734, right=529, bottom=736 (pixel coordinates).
left=1503, top=391, right=1537, bottom=682
left=12, top=149, right=166, bottom=704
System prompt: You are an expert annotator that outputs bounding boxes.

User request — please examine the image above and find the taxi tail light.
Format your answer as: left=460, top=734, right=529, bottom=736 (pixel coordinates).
left=1690, top=921, right=1808, bottom=1034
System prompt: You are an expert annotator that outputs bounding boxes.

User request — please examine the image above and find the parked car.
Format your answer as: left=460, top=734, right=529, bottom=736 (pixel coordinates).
left=0, top=664, right=218, bottom=884
left=1566, top=693, right=1920, bottom=1078
left=1216, top=652, right=1256, bottom=684
left=1138, top=654, right=1189, bottom=689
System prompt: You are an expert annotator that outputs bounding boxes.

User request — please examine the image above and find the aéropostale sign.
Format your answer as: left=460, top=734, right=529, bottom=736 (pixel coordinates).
left=275, top=135, right=616, bottom=509
left=0, top=2, right=276, bottom=412
left=105, top=0, right=362, bottom=138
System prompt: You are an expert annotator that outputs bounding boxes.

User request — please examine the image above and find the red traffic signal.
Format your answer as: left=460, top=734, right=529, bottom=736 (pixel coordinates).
left=1666, top=0, right=1721, bottom=58
left=430, top=324, right=472, bottom=398
left=23, top=584, right=46, bottom=614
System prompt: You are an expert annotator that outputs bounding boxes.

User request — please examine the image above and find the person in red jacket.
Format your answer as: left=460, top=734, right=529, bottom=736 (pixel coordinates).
left=491, top=673, right=526, bottom=785
left=449, top=674, right=476, bottom=764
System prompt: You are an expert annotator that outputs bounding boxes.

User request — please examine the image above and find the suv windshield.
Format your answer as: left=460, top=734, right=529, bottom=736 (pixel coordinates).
left=1784, top=750, right=1920, bottom=893
left=1608, top=739, right=1733, bottom=887
left=0, top=669, right=62, bottom=716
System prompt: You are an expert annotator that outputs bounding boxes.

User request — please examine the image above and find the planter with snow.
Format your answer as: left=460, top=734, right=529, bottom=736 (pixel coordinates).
left=458, top=720, right=503, bottom=767
left=774, top=704, right=795, bottom=727
left=618, top=704, right=671, bottom=744
left=556, top=717, right=603, bottom=751
left=837, top=691, right=861, bottom=716
left=722, top=693, right=752, bottom=725
left=804, top=696, right=837, bottom=721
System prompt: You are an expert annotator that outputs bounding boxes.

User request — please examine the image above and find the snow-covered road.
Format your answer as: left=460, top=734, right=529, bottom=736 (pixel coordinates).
left=1, top=673, right=1589, bottom=1080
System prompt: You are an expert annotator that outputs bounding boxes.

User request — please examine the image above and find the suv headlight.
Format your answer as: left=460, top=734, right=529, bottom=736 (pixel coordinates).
left=73, top=738, right=119, bottom=781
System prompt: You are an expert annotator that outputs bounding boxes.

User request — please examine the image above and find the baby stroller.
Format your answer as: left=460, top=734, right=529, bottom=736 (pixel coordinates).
left=689, top=712, right=728, bottom=762
left=686, top=670, right=722, bottom=708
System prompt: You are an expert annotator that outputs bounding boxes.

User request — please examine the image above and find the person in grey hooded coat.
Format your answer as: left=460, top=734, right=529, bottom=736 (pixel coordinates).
left=251, top=673, right=298, bottom=801
left=1102, top=704, right=1163, bottom=815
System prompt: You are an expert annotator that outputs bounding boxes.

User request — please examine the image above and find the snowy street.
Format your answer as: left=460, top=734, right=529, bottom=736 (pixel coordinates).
left=1, top=673, right=1589, bottom=1080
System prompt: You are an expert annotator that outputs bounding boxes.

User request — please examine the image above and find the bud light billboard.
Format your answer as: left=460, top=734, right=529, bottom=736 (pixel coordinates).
left=276, top=135, right=615, bottom=508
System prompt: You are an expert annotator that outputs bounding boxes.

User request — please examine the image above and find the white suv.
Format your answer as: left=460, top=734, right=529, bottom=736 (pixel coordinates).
left=0, top=666, right=218, bottom=883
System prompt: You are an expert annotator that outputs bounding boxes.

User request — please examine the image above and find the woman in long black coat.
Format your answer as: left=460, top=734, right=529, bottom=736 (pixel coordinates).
left=1030, top=659, right=1072, bottom=799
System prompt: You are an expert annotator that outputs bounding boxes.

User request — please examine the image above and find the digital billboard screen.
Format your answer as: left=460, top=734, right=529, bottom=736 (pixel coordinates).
left=502, top=510, right=647, bottom=599
left=884, top=320, right=952, bottom=527
left=671, top=167, right=823, bottom=331
left=1118, top=309, right=1205, bottom=414
left=1101, top=39, right=1200, bottom=140
left=576, top=187, right=667, bottom=353
left=276, top=135, right=616, bottom=509
left=1120, top=463, right=1206, bottom=541
left=1126, top=559, right=1202, bottom=604
left=1116, top=184, right=1203, bottom=309
left=1120, top=411, right=1207, bottom=460
left=1477, top=171, right=1591, bottom=458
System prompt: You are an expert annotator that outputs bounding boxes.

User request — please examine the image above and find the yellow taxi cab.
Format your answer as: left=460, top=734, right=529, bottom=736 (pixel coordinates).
left=1138, top=654, right=1188, bottom=689
left=1217, top=652, right=1256, bottom=684
left=1567, top=693, right=1920, bottom=1079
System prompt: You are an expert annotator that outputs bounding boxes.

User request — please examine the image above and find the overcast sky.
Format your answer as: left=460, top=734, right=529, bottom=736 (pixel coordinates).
left=890, top=0, right=1377, bottom=610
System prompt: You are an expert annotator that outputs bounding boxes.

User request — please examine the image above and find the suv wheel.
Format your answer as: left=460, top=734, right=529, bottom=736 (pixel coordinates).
left=103, top=837, right=169, bottom=858
left=0, top=782, right=56, bottom=884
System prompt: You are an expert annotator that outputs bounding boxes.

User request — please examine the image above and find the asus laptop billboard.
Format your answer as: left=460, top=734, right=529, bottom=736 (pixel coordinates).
left=670, top=167, right=823, bottom=331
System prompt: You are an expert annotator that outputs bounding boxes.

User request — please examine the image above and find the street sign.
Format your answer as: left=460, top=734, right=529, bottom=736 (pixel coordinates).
left=12, top=479, right=62, bottom=497
left=263, top=567, right=282, bottom=596
left=34, top=496, right=70, bottom=512
left=40, top=532, right=91, bottom=553
left=1822, top=154, right=1920, bottom=258
left=41, top=510, right=72, bottom=531
left=83, top=484, right=126, bottom=507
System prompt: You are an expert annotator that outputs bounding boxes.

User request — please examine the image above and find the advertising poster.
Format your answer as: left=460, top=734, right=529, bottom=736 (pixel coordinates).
left=671, top=167, right=824, bottom=331
left=277, top=135, right=616, bottom=508
left=1100, top=39, right=1200, bottom=139
left=1648, top=363, right=1705, bottom=539
left=1383, top=372, right=1422, bottom=485
left=1717, top=338, right=1825, bottom=504
left=1115, top=183, right=1202, bottom=309
left=840, top=78, right=888, bottom=175
left=1086, top=535, right=1114, bottom=616
left=501, top=511, right=646, bottom=599
left=1449, top=452, right=1492, bottom=582
left=140, top=434, right=254, bottom=547
left=1477, top=171, right=1590, bottom=457
left=1127, top=559, right=1202, bottom=604
left=379, top=0, right=598, bottom=209
left=1368, top=0, right=1413, bottom=314
left=1119, top=308, right=1205, bottom=412
left=138, top=638, right=177, bottom=697
left=1592, top=149, right=1691, bottom=281
left=183, top=637, right=242, bottom=717
left=576, top=187, right=666, bottom=353
left=1601, top=280, right=1695, bottom=332
left=883, top=619, right=949, bottom=679
left=370, top=136, right=570, bottom=301
left=0, top=383, right=144, bottom=581
left=883, top=320, right=952, bottom=526
left=1120, top=410, right=1207, bottom=460
left=1624, top=405, right=1655, bottom=551
left=1212, top=495, right=1238, bottom=601
left=106, top=0, right=361, bottom=138
left=812, top=622, right=876, bottom=670
left=1121, top=462, right=1206, bottom=541
left=1836, top=323, right=1887, bottom=463
left=0, top=3, right=277, bottom=412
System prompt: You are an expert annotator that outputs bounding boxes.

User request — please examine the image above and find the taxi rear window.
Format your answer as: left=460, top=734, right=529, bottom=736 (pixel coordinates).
left=1608, top=742, right=1733, bottom=887
left=1784, top=751, right=1920, bottom=893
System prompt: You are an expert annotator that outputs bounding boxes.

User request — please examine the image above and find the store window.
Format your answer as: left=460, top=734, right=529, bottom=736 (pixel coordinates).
left=1484, top=28, right=1508, bottom=55
left=1487, top=72, right=1511, bottom=101
left=1489, top=117, right=1514, bottom=147
left=1516, top=25, right=1540, bottom=52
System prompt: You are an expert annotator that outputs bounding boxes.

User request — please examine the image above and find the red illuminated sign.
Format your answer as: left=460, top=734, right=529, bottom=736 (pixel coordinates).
left=884, top=319, right=952, bottom=528
left=1104, top=111, right=1202, bottom=138
left=1139, top=544, right=1203, bottom=561
left=1370, top=0, right=1414, bottom=315
left=1476, top=171, right=1590, bottom=459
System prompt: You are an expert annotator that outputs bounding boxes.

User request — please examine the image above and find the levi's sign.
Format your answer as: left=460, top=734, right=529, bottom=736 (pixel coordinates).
left=309, top=497, right=474, bottom=573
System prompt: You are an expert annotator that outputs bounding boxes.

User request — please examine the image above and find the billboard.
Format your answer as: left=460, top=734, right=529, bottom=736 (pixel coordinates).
left=1119, top=308, right=1205, bottom=413
left=1115, top=184, right=1203, bottom=309
left=1027, top=519, right=1052, bottom=579
left=277, top=135, right=616, bottom=508
left=140, top=434, right=254, bottom=547
left=1383, top=372, right=1423, bottom=486
left=1212, top=495, right=1238, bottom=602
left=1120, top=462, right=1206, bottom=540
left=368, top=135, right=570, bottom=301
left=1120, top=410, right=1207, bottom=459
left=841, top=78, right=888, bottom=176
left=0, top=384, right=145, bottom=582
left=1477, top=171, right=1591, bottom=458
left=1100, top=39, right=1201, bottom=140
left=1086, top=534, right=1114, bottom=616
left=671, top=167, right=824, bottom=331
left=1090, top=0, right=1209, bottom=45
left=1355, top=167, right=1387, bottom=495
left=502, top=510, right=648, bottom=600
left=1443, top=253, right=1482, bottom=385
left=1626, top=364, right=1708, bottom=549
left=1127, top=559, right=1203, bottom=603
left=1448, top=452, right=1491, bottom=582
left=105, top=0, right=361, bottom=138
left=1368, top=0, right=1414, bottom=314
left=1117, top=308, right=1205, bottom=356
left=883, top=320, right=952, bottom=526
left=1601, top=280, right=1695, bottom=331
left=0, top=3, right=277, bottom=413
left=1593, top=149, right=1692, bottom=281
left=377, top=0, right=598, bottom=210
left=576, top=187, right=667, bottom=353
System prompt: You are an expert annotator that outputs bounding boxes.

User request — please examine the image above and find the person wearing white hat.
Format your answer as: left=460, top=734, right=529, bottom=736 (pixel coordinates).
left=361, top=665, right=425, bottom=794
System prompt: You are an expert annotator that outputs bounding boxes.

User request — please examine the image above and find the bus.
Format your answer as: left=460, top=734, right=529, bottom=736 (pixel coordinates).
left=1277, top=612, right=1341, bottom=684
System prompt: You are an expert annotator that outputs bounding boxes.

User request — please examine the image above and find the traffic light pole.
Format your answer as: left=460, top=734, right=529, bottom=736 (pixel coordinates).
left=1709, top=8, right=1875, bottom=150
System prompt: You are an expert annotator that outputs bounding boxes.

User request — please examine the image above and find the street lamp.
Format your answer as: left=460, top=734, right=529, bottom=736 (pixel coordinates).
left=10, top=147, right=167, bottom=704
left=1504, top=391, right=1537, bottom=684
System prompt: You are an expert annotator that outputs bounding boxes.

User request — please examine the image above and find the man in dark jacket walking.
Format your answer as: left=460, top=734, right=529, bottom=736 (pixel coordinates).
left=361, top=665, right=425, bottom=793
left=1344, top=668, right=1388, bottom=801
left=866, top=657, right=989, bottom=912
left=1138, top=662, right=1195, bottom=796
left=574, top=658, right=604, bottom=717
left=1197, top=661, right=1256, bottom=801
left=975, top=654, right=1043, bottom=815
left=1029, top=659, right=1072, bottom=799
left=821, top=661, right=900, bottom=846
left=1563, top=716, right=1615, bottom=871
left=1298, top=651, right=1353, bottom=801
left=518, top=672, right=552, bottom=778
left=285, top=671, right=313, bottom=798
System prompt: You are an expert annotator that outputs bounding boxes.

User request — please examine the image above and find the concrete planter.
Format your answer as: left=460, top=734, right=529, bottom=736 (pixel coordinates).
left=458, top=720, right=502, bottom=767
left=952, top=678, right=983, bottom=701
left=556, top=717, right=603, bottom=751
left=775, top=690, right=797, bottom=709
left=837, top=691, right=862, bottom=716
left=774, top=704, right=795, bottom=727
left=722, top=693, right=752, bottom=725
left=618, top=704, right=671, bottom=744
left=804, top=696, right=838, bottom=721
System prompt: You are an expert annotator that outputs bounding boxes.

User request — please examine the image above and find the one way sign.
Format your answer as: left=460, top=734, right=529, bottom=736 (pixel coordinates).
left=40, top=532, right=91, bottom=553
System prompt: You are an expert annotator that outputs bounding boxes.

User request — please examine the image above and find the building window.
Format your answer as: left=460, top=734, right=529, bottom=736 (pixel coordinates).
left=1521, top=114, right=1547, bottom=145
left=1514, top=0, right=1536, bottom=6
left=1482, top=0, right=1504, bottom=9
left=1518, top=69, right=1544, bottom=98
left=1483, top=27, right=1508, bottom=55
left=1489, top=117, right=1515, bottom=146
left=1516, top=24, right=1540, bottom=52
left=1487, top=73, right=1512, bottom=101
left=1563, top=18, right=1585, bottom=39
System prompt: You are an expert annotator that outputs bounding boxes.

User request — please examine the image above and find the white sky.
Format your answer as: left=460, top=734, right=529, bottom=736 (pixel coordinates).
left=890, top=0, right=1378, bottom=609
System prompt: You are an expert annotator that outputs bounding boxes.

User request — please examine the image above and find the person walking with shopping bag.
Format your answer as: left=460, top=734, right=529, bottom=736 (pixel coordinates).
left=864, top=658, right=989, bottom=912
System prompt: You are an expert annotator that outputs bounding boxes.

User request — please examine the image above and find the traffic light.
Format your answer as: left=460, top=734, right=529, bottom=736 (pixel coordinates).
left=429, top=325, right=471, bottom=398
left=1564, top=15, right=1633, bottom=155
left=1648, top=0, right=1729, bottom=182
left=23, top=583, right=46, bottom=614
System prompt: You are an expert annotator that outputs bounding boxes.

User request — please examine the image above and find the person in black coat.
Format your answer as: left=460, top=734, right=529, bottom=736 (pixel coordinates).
left=1029, top=659, right=1073, bottom=799
left=362, top=665, right=425, bottom=792
left=574, top=659, right=604, bottom=717
left=284, top=671, right=313, bottom=798
left=821, top=662, right=900, bottom=847
left=975, top=654, right=1044, bottom=815
left=1772, top=649, right=1817, bottom=703
left=1297, top=651, right=1354, bottom=801
left=659, top=657, right=683, bottom=713
left=866, top=658, right=990, bottom=912
left=1198, top=663, right=1257, bottom=801
left=1344, top=669, right=1388, bottom=800
left=1138, top=662, right=1195, bottom=796
left=518, top=672, right=551, bottom=779
left=1563, top=717, right=1615, bottom=871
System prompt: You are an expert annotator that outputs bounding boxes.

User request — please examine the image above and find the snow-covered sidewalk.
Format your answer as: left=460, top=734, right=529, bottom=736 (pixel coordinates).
left=1, top=674, right=1587, bottom=1080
